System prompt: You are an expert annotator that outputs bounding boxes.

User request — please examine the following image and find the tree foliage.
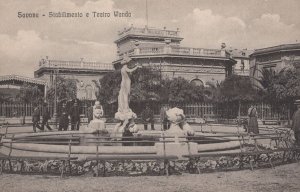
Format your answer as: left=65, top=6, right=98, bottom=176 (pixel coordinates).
left=95, top=67, right=205, bottom=104
left=202, top=81, right=222, bottom=102
left=0, top=89, right=16, bottom=102
left=257, top=68, right=300, bottom=104
left=256, top=68, right=300, bottom=121
left=17, top=83, right=44, bottom=105
left=219, top=75, right=258, bottom=102
left=161, top=77, right=204, bottom=103
left=273, top=69, right=300, bottom=103
left=94, top=70, right=121, bottom=104
left=96, top=67, right=163, bottom=104
left=47, top=76, right=77, bottom=104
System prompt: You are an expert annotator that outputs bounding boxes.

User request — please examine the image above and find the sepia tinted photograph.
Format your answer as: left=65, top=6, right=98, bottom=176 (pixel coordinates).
left=0, top=0, right=300, bottom=191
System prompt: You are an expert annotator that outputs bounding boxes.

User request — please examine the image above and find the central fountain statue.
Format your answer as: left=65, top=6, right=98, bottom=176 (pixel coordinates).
left=114, top=56, right=142, bottom=134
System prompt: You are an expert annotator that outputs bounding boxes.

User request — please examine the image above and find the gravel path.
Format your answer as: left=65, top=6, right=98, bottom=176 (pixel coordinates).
left=1, top=162, right=300, bottom=192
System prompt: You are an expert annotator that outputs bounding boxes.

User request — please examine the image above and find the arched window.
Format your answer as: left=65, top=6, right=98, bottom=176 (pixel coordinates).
left=190, top=79, right=204, bottom=87
left=85, top=85, right=93, bottom=100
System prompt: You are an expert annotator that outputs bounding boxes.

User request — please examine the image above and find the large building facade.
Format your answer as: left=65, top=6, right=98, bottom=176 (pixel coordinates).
left=227, top=48, right=252, bottom=76
left=113, top=26, right=236, bottom=86
left=250, top=43, right=300, bottom=81
left=33, top=26, right=240, bottom=101
left=34, top=57, right=114, bottom=100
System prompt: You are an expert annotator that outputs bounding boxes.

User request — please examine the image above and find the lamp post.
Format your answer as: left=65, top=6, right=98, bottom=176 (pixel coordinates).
left=53, top=66, right=59, bottom=128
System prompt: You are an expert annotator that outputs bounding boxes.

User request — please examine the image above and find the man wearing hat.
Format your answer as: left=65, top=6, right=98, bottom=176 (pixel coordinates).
left=32, top=105, right=42, bottom=132
left=41, top=102, right=52, bottom=131
left=141, top=104, right=154, bottom=130
left=58, top=102, right=69, bottom=131
left=70, top=99, right=81, bottom=130
left=292, top=99, right=300, bottom=146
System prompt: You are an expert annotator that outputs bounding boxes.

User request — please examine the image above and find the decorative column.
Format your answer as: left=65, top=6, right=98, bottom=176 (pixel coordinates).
left=190, top=48, right=193, bottom=55
left=80, top=58, right=84, bottom=68
left=200, top=49, right=204, bottom=55
left=44, top=84, right=47, bottom=101
left=164, top=38, right=171, bottom=54
left=134, top=40, right=140, bottom=55
left=53, top=66, right=59, bottom=129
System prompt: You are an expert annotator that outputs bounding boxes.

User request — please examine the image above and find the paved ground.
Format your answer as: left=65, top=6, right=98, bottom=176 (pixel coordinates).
left=0, top=162, right=299, bottom=192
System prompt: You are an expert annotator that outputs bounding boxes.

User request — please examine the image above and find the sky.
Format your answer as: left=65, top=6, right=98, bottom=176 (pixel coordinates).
left=0, top=0, right=300, bottom=77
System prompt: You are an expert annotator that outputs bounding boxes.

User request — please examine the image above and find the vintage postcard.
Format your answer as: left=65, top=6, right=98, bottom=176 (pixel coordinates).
left=0, top=0, right=300, bottom=192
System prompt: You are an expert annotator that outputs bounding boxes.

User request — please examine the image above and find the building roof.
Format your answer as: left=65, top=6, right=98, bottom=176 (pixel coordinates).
left=227, top=48, right=253, bottom=59
left=115, top=26, right=183, bottom=43
left=251, top=43, right=300, bottom=56
left=114, top=46, right=236, bottom=63
left=0, top=74, right=47, bottom=86
left=37, top=59, right=114, bottom=71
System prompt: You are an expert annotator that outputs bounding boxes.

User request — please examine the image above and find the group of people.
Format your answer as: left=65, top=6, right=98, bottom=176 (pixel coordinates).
left=31, top=99, right=300, bottom=147
left=31, top=99, right=81, bottom=132
left=58, top=99, right=81, bottom=131
left=140, top=104, right=171, bottom=131
left=32, top=103, right=52, bottom=132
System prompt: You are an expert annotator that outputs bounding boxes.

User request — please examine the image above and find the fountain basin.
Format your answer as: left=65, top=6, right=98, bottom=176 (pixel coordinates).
left=0, top=130, right=240, bottom=159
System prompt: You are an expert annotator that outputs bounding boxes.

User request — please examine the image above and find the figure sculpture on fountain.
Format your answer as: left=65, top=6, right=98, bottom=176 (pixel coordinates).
left=82, top=101, right=107, bottom=133
left=114, top=56, right=142, bottom=133
left=165, top=107, right=195, bottom=137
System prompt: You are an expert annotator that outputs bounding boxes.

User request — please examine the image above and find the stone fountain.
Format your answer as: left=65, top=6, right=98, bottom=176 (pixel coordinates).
left=80, top=101, right=109, bottom=145
left=113, top=56, right=141, bottom=135
left=156, top=107, right=198, bottom=158
left=0, top=56, right=241, bottom=160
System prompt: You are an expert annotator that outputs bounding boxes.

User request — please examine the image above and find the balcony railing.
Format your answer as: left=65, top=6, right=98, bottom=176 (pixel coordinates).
left=139, top=47, right=164, bottom=55
left=39, top=60, right=114, bottom=70
left=118, top=27, right=180, bottom=39
left=120, top=46, right=229, bottom=58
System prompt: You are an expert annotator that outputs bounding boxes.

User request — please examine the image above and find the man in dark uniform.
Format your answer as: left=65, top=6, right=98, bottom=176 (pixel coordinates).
left=32, top=105, right=42, bottom=132
left=58, top=103, right=69, bottom=131
left=141, top=105, right=154, bottom=130
left=292, top=100, right=300, bottom=146
left=70, top=100, right=80, bottom=130
left=160, top=105, right=170, bottom=130
left=41, top=103, right=52, bottom=131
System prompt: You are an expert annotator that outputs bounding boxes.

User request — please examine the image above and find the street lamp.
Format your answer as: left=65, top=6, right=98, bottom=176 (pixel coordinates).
left=53, top=65, right=59, bottom=128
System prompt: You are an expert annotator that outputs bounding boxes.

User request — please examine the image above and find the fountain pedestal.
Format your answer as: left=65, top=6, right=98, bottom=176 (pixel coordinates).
left=80, top=119, right=109, bottom=146
left=88, top=120, right=105, bottom=131
left=156, top=141, right=198, bottom=160
left=155, top=107, right=197, bottom=159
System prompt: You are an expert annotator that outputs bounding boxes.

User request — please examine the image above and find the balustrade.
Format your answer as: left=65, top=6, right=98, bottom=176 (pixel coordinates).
left=170, top=47, right=190, bottom=55
left=118, top=27, right=180, bottom=38
left=202, top=49, right=221, bottom=56
left=39, top=60, right=114, bottom=70
left=126, top=46, right=225, bottom=58
left=139, top=47, right=164, bottom=55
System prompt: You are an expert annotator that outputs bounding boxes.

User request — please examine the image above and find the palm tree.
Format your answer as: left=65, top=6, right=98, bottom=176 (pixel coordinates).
left=256, top=67, right=300, bottom=124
